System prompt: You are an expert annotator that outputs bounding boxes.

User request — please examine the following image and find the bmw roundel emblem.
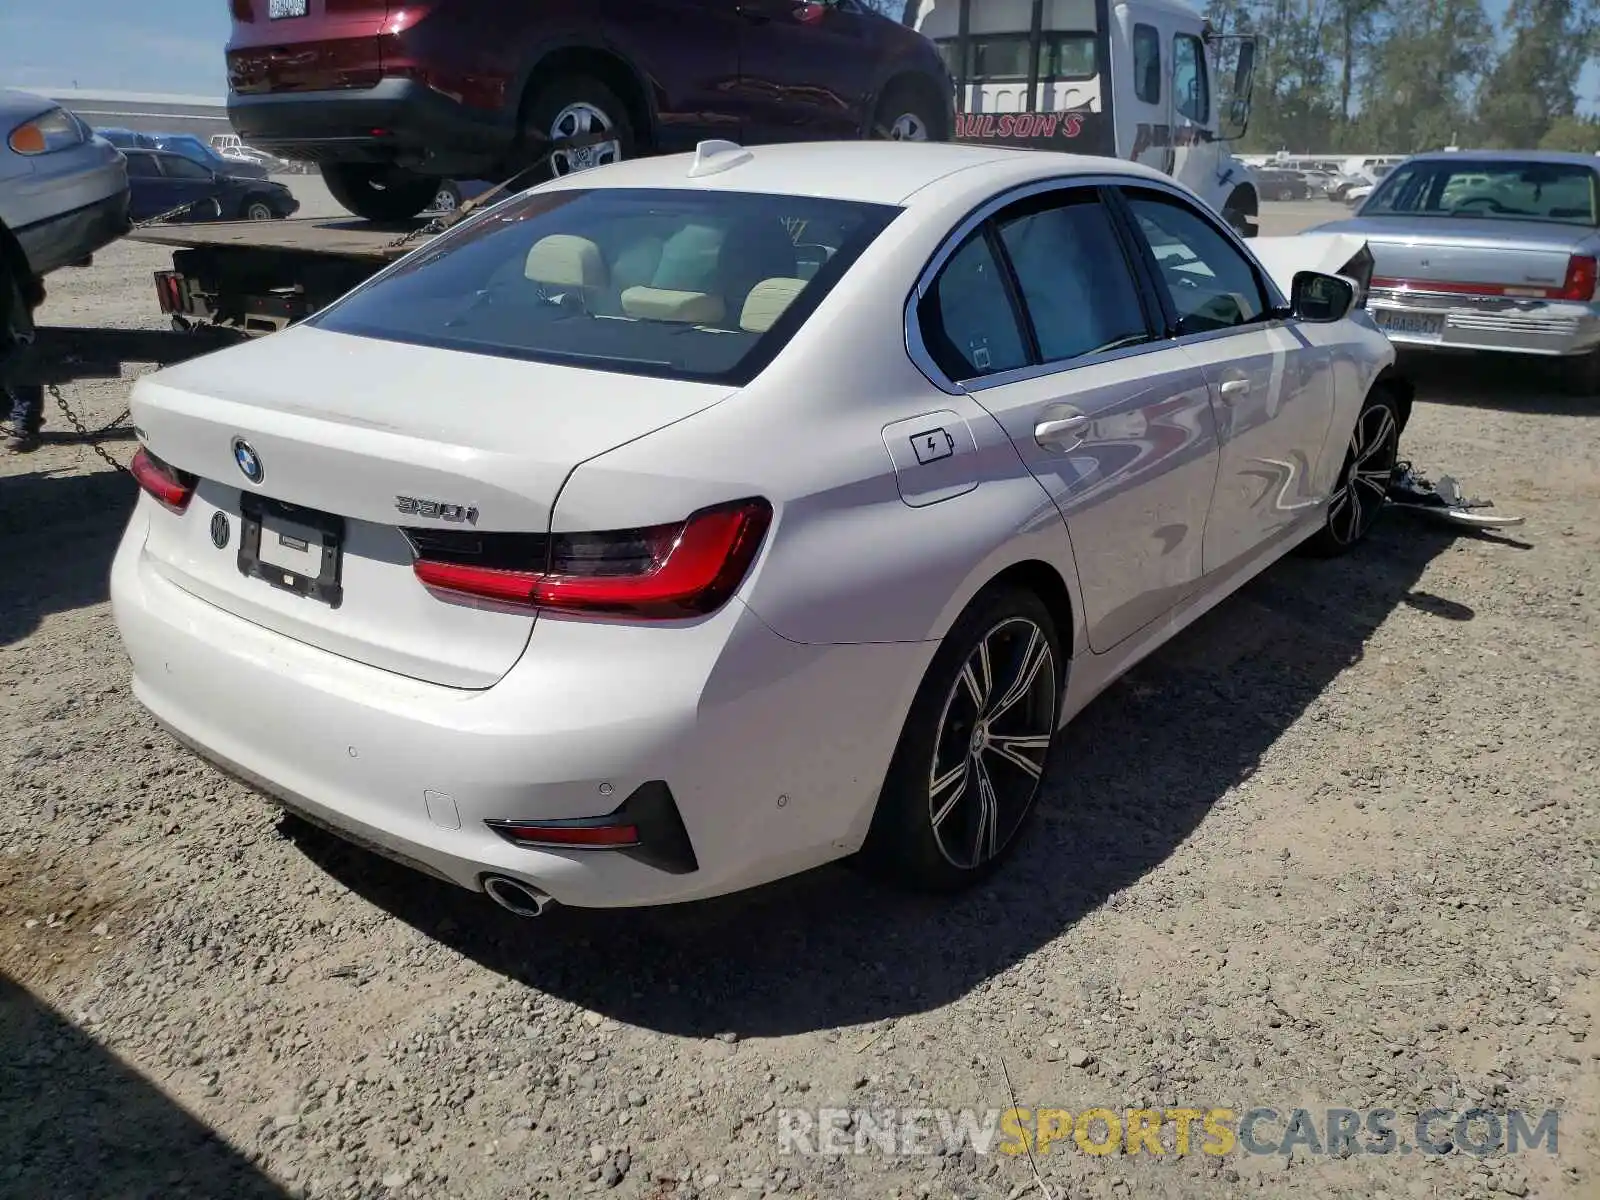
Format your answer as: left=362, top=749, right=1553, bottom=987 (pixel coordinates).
left=233, top=438, right=263, bottom=484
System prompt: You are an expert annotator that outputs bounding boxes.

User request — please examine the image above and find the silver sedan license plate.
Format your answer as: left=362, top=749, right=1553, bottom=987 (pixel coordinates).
left=1374, top=309, right=1445, bottom=340
left=269, top=0, right=309, bottom=18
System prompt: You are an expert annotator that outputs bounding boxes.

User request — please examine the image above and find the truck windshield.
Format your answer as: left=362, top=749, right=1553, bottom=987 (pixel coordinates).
left=310, top=188, right=901, bottom=385
left=1363, top=160, right=1599, bottom=226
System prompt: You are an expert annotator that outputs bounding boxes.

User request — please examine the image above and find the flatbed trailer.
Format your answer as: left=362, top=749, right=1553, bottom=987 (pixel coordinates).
left=130, top=214, right=438, bottom=336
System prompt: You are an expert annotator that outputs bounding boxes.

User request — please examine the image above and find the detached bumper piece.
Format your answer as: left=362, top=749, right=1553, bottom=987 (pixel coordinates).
left=485, top=781, right=700, bottom=875
left=1386, top=460, right=1526, bottom=529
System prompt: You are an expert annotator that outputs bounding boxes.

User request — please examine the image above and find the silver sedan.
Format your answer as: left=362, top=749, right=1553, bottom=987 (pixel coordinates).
left=1310, top=150, right=1600, bottom=394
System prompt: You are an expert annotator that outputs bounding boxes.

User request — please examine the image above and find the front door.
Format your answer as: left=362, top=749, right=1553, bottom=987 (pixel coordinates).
left=914, top=184, right=1222, bottom=653
left=1115, top=185, right=1337, bottom=574
left=733, top=0, right=878, bottom=143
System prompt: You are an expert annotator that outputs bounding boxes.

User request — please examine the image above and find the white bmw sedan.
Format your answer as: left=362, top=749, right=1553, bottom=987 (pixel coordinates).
left=111, top=141, right=1405, bottom=913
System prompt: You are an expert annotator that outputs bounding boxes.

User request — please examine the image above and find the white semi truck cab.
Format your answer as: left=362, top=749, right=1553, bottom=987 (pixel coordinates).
left=906, top=0, right=1261, bottom=235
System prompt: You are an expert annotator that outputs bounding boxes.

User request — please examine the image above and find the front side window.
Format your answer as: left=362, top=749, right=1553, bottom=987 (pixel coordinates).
left=1133, top=23, right=1161, bottom=104
left=312, top=188, right=900, bottom=385
left=995, top=193, right=1150, bottom=363
left=162, top=155, right=213, bottom=181
left=1173, top=34, right=1209, bottom=123
left=1363, top=159, right=1599, bottom=226
left=919, top=232, right=1030, bottom=381
left=1122, top=190, right=1268, bottom=334
left=124, top=152, right=160, bottom=179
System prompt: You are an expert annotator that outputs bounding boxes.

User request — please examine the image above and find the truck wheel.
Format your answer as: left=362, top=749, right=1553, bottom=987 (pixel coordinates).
left=521, top=75, right=634, bottom=181
left=872, top=80, right=944, bottom=141
left=320, top=163, right=440, bottom=222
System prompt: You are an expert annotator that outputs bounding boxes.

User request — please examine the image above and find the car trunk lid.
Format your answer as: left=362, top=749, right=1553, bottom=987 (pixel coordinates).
left=130, top=325, right=735, bottom=689
left=227, top=1, right=392, bottom=95
left=1338, top=216, right=1595, bottom=293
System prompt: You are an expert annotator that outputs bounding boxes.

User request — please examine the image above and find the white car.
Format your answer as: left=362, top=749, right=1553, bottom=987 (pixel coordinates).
left=110, top=141, right=1405, bottom=914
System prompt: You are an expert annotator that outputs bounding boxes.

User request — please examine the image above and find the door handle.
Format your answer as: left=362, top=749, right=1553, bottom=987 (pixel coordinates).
left=1219, top=378, right=1250, bottom=401
left=1034, top=412, right=1090, bottom=449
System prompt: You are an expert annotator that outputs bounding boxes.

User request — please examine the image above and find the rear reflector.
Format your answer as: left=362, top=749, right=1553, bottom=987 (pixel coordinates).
left=485, top=781, right=700, bottom=875
left=488, top=821, right=641, bottom=849
left=411, top=497, right=772, bottom=619
left=130, top=447, right=197, bottom=514
left=1374, top=254, right=1599, bottom=303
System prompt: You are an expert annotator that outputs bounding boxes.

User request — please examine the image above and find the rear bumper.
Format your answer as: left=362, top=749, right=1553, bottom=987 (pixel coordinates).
left=227, top=77, right=512, bottom=170
left=1368, top=288, right=1600, bottom=356
left=14, top=188, right=131, bottom=277
left=111, top=499, right=931, bottom=908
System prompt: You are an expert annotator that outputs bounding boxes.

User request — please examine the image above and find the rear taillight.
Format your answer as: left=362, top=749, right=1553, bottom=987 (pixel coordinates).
left=154, top=270, right=185, bottom=315
left=130, top=447, right=197, bottom=514
left=411, top=498, right=772, bottom=619
left=1559, top=254, right=1598, bottom=302
left=1374, top=253, right=1600, bottom=303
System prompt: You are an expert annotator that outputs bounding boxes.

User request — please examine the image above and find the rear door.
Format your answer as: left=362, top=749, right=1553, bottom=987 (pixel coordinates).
left=123, top=152, right=174, bottom=222
left=734, top=0, right=878, bottom=142
left=1115, top=184, right=1337, bottom=574
left=226, top=0, right=390, bottom=95
left=915, top=183, right=1222, bottom=653
left=155, top=154, right=221, bottom=221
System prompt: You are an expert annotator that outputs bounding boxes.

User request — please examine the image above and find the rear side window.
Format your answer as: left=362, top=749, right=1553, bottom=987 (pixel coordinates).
left=1133, top=23, right=1161, bottom=104
left=311, top=188, right=900, bottom=385
left=919, top=232, right=1030, bottom=381
left=995, top=193, right=1150, bottom=362
left=125, top=153, right=159, bottom=179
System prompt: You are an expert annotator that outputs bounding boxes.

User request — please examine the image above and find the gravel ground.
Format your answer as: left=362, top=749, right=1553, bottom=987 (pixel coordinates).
left=1, top=197, right=1596, bottom=1200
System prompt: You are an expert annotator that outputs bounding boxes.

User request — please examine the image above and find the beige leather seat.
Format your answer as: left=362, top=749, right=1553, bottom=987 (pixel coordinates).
left=739, top=278, right=809, bottom=333
left=524, top=234, right=609, bottom=308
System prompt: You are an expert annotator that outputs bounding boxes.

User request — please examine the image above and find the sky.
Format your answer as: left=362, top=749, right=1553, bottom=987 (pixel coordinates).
left=0, top=0, right=1590, bottom=105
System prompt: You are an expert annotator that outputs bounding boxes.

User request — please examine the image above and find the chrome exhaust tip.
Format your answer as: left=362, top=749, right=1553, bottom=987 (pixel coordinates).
left=482, top=875, right=557, bottom=918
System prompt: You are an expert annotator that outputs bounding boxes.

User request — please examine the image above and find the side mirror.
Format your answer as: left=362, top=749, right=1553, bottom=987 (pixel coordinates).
left=1217, top=39, right=1255, bottom=140
left=1290, top=271, right=1357, bottom=323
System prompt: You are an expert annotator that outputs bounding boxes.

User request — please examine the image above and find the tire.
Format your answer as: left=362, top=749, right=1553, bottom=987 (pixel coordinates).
left=1301, top=387, right=1403, bottom=557
left=319, top=163, right=440, bottom=222
left=241, top=197, right=276, bottom=221
left=1559, top=348, right=1600, bottom=397
left=429, top=181, right=463, bottom=215
left=520, top=75, right=635, bottom=182
left=871, top=81, right=944, bottom=142
left=860, top=586, right=1063, bottom=892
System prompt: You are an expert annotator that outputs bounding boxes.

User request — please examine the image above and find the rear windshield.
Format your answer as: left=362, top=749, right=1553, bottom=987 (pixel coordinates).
left=1363, top=159, right=1600, bottom=226
left=311, top=187, right=901, bottom=384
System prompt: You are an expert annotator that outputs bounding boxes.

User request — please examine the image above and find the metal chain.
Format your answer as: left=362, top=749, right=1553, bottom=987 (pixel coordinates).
left=48, top=383, right=132, bottom=474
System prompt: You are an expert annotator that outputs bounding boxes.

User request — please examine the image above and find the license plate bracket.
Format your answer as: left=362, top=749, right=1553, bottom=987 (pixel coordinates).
left=1374, top=309, right=1445, bottom=339
left=238, top=494, right=345, bottom=608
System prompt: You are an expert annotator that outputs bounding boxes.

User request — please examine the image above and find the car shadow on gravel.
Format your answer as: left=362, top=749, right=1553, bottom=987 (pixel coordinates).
left=0, top=467, right=135, bottom=647
left=287, top=514, right=1486, bottom=1038
left=0, top=973, right=289, bottom=1198
left=1398, top=348, right=1599, bottom=415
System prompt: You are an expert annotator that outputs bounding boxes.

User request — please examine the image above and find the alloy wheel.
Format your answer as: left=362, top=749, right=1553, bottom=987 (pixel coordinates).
left=927, top=617, right=1057, bottom=870
left=1327, top=400, right=1399, bottom=546
left=548, top=102, right=622, bottom=176
left=885, top=112, right=930, bottom=141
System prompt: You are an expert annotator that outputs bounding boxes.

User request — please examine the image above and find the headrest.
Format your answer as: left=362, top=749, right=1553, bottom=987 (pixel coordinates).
left=739, top=278, right=808, bottom=333
left=525, top=234, right=608, bottom=291
left=620, top=286, right=727, bottom=326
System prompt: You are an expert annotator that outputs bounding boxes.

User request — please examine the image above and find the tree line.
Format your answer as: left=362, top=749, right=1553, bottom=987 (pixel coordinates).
left=1207, top=0, right=1600, bottom=154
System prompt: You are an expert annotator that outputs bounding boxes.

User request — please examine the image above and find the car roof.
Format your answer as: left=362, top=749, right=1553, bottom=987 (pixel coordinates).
left=1400, top=149, right=1600, bottom=170
left=534, top=140, right=1179, bottom=207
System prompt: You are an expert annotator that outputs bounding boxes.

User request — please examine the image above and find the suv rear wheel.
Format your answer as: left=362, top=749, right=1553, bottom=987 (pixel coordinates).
left=872, top=81, right=943, bottom=142
left=522, top=75, right=634, bottom=180
left=320, top=163, right=440, bottom=222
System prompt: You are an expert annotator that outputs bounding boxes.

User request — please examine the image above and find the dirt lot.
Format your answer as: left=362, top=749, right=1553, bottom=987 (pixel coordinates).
left=1, top=196, right=1597, bottom=1200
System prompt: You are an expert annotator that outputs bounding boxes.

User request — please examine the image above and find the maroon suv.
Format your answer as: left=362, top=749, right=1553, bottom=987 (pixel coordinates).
left=226, top=0, right=954, bottom=221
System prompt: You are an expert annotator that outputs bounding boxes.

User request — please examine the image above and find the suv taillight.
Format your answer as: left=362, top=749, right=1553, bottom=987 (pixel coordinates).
left=410, top=498, right=773, bottom=619
left=130, top=447, right=198, bottom=514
